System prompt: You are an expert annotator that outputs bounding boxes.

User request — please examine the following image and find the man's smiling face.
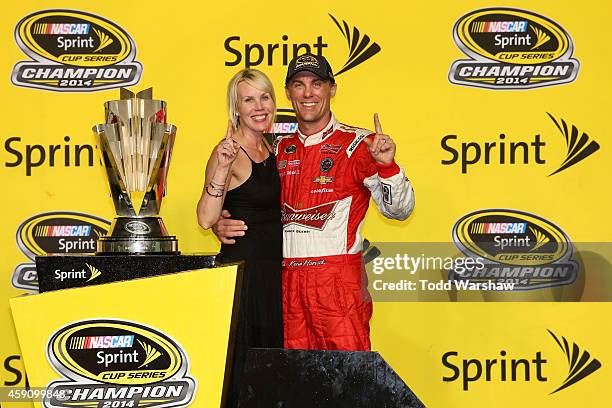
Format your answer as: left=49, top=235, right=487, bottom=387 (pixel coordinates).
left=285, top=71, right=336, bottom=134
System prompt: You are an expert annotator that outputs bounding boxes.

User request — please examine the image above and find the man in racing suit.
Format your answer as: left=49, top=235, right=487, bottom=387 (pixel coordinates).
left=215, top=54, right=414, bottom=351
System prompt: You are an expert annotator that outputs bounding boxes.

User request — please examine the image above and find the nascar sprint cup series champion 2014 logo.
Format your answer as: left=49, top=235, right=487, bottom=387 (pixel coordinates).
left=11, top=9, right=142, bottom=92
left=449, top=8, right=579, bottom=89
left=44, top=319, right=196, bottom=408
left=450, top=209, right=579, bottom=290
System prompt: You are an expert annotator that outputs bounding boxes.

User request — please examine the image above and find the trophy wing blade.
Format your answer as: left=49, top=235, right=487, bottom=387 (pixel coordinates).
left=95, top=124, right=129, bottom=192
left=120, top=88, right=135, bottom=100
left=146, top=123, right=176, bottom=195
left=136, top=99, right=166, bottom=191
left=160, top=125, right=177, bottom=198
left=118, top=120, right=135, bottom=193
left=136, top=87, right=153, bottom=99
left=93, top=124, right=133, bottom=217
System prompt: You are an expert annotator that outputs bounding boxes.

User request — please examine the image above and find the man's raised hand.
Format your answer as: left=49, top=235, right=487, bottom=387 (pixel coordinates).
left=363, top=113, right=396, bottom=165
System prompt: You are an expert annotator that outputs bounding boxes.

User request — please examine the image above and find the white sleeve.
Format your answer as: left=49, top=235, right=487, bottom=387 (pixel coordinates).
left=363, top=164, right=415, bottom=220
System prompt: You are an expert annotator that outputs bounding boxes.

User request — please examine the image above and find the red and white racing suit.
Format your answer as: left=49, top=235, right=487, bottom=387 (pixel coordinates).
left=275, top=114, right=414, bottom=351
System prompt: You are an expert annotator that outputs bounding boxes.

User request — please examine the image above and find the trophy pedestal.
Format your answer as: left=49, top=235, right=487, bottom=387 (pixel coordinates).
left=12, top=263, right=242, bottom=408
left=97, top=216, right=179, bottom=254
left=239, top=349, right=425, bottom=407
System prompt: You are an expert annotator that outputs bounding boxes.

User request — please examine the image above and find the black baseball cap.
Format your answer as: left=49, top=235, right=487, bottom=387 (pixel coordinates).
left=285, top=53, right=335, bottom=85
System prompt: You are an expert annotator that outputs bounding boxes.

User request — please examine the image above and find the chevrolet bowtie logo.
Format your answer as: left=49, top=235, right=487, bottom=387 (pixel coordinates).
left=313, top=176, right=334, bottom=185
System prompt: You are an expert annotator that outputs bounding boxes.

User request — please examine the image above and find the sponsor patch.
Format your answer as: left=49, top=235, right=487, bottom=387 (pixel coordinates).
left=312, top=175, right=334, bottom=185
left=381, top=182, right=392, bottom=204
left=321, top=126, right=334, bottom=140
left=310, top=188, right=334, bottom=194
left=320, top=144, right=342, bottom=154
left=295, top=54, right=320, bottom=69
left=320, top=157, right=334, bottom=172
left=282, top=202, right=337, bottom=230
left=346, top=130, right=370, bottom=158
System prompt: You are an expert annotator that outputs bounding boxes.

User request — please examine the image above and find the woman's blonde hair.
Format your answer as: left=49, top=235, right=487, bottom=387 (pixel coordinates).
left=227, top=69, right=276, bottom=129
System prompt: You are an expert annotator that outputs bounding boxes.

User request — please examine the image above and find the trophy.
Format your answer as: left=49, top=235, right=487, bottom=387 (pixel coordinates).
left=93, top=88, right=178, bottom=254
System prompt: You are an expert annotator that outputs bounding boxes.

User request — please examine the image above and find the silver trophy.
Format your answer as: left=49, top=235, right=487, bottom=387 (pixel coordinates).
left=93, top=88, right=178, bottom=254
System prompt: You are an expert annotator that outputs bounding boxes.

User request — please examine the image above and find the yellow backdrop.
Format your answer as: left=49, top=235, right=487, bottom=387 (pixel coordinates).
left=1, top=1, right=611, bottom=407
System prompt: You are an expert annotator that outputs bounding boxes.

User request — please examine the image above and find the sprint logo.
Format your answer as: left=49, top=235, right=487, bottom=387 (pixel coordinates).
left=547, top=114, right=600, bottom=176
left=224, top=14, right=380, bottom=76
left=548, top=330, right=601, bottom=393
left=85, top=264, right=102, bottom=282
left=442, top=329, right=601, bottom=393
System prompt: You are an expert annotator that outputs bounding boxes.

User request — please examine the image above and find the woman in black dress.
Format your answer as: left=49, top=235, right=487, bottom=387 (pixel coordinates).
left=197, top=69, right=282, bottom=406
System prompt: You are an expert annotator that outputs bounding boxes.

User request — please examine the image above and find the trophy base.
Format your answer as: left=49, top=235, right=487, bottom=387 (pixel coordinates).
left=96, top=217, right=179, bottom=254
left=96, top=236, right=179, bottom=254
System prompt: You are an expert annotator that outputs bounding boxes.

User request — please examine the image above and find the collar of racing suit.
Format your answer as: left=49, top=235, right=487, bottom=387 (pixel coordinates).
left=297, top=113, right=338, bottom=147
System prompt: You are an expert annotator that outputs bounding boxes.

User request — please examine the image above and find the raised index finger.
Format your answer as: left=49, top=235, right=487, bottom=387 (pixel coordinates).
left=374, top=113, right=383, bottom=134
left=226, top=119, right=233, bottom=141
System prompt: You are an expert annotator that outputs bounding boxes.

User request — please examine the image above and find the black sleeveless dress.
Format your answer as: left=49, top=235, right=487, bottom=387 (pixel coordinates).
left=217, top=146, right=283, bottom=405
